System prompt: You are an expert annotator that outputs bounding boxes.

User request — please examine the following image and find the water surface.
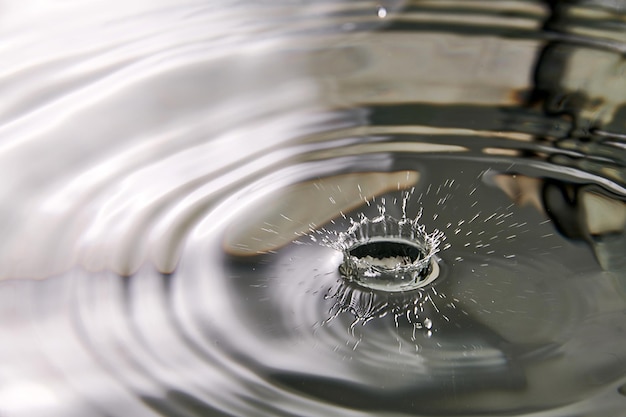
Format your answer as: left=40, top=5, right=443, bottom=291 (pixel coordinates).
left=0, top=1, right=625, bottom=416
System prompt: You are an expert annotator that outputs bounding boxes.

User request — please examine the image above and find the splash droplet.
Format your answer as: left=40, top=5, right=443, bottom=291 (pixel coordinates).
left=423, top=317, right=433, bottom=329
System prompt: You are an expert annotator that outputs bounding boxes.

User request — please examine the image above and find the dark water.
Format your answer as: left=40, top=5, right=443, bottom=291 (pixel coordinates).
left=1, top=1, right=625, bottom=416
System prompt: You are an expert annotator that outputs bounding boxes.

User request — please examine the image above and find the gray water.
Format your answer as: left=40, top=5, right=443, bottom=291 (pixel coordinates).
left=1, top=1, right=625, bottom=416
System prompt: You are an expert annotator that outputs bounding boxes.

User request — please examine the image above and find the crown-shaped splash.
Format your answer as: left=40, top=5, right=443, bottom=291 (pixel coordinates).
left=323, top=196, right=445, bottom=292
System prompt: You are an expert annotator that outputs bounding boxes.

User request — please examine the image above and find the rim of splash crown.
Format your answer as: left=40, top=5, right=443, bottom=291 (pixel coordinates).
left=326, top=207, right=445, bottom=292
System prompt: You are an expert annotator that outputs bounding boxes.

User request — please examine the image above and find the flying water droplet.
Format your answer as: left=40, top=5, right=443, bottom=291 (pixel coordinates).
left=423, top=317, right=433, bottom=329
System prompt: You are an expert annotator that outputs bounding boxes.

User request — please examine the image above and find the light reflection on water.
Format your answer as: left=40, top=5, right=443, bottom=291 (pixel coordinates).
left=0, top=1, right=625, bottom=416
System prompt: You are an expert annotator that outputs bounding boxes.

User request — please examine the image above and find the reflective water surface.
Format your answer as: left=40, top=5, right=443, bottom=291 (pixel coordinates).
left=1, top=1, right=625, bottom=416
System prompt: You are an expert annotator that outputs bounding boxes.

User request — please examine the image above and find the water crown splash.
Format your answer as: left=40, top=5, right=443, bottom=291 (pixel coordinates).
left=324, top=193, right=446, bottom=293
left=313, top=190, right=451, bottom=336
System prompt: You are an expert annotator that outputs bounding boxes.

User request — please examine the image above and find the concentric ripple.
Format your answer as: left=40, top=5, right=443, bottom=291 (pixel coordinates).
left=0, top=1, right=625, bottom=417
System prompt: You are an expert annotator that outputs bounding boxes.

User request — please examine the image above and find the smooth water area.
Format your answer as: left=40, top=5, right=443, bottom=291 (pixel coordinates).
left=0, top=1, right=625, bottom=416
